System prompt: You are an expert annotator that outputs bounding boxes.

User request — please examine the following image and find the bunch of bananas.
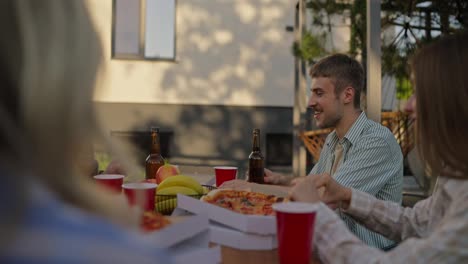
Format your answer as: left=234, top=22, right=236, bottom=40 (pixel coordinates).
left=155, top=175, right=204, bottom=214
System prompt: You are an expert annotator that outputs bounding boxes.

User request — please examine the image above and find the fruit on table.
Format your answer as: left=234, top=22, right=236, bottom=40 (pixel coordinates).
left=157, top=186, right=198, bottom=196
left=156, top=186, right=198, bottom=202
left=155, top=162, right=180, bottom=184
left=155, top=175, right=204, bottom=215
left=202, top=186, right=212, bottom=195
left=157, top=175, right=203, bottom=195
left=155, top=198, right=178, bottom=215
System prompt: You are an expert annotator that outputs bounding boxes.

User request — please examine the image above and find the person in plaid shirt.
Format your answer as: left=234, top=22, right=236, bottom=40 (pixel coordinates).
left=290, top=31, right=468, bottom=263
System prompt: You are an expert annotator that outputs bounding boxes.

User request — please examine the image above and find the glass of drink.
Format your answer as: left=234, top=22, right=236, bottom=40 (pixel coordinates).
left=273, top=202, right=318, bottom=264
left=122, top=182, right=157, bottom=211
left=214, top=166, right=238, bottom=187
left=93, top=174, right=125, bottom=193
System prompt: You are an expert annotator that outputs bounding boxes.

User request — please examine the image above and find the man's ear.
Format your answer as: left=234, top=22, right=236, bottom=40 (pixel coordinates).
left=342, top=86, right=355, bottom=105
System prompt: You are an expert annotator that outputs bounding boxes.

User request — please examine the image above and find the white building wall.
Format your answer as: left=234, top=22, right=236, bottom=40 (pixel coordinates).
left=87, top=0, right=296, bottom=107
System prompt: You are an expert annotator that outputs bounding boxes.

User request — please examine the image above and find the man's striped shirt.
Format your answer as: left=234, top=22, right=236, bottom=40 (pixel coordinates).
left=310, top=112, right=403, bottom=248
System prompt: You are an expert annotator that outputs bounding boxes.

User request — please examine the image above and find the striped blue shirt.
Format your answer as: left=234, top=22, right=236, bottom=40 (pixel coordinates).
left=0, top=182, right=173, bottom=264
left=310, top=112, right=403, bottom=248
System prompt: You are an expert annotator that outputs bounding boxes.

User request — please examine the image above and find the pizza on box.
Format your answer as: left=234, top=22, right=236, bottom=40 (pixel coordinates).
left=201, top=189, right=286, bottom=216
left=141, top=211, right=171, bottom=232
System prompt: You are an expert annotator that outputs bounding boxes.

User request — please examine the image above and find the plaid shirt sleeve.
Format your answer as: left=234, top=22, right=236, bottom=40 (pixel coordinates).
left=345, top=189, right=432, bottom=242
left=314, top=188, right=468, bottom=263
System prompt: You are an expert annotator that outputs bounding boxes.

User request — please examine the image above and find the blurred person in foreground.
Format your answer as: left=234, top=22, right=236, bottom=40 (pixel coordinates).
left=290, top=31, right=468, bottom=263
left=0, top=1, right=172, bottom=263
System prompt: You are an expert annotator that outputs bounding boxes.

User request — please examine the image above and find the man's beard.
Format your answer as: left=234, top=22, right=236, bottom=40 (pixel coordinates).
left=316, top=111, right=343, bottom=129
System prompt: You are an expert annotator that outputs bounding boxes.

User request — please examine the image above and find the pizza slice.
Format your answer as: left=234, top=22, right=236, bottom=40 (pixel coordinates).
left=141, top=211, right=171, bottom=232
left=201, top=189, right=285, bottom=216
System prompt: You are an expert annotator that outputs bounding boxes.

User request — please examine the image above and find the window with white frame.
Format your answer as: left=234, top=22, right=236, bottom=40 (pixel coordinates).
left=112, top=0, right=176, bottom=60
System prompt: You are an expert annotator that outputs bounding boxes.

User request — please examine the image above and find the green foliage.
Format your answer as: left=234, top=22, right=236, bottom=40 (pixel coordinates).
left=292, top=32, right=326, bottom=63
left=303, top=0, right=467, bottom=100
left=396, top=75, right=413, bottom=100
left=382, top=41, right=417, bottom=99
left=349, top=0, right=366, bottom=59
left=95, top=151, right=112, bottom=172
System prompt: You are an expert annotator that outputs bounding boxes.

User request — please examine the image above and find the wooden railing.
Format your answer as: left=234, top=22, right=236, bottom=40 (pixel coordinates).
left=299, top=112, right=415, bottom=163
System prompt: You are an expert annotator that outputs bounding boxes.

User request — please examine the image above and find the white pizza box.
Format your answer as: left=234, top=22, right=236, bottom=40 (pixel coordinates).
left=142, top=214, right=210, bottom=248
left=177, top=194, right=276, bottom=235
left=210, top=222, right=277, bottom=250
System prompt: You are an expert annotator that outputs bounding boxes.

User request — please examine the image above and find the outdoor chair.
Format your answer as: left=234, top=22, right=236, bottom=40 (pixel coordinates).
left=300, top=111, right=414, bottom=163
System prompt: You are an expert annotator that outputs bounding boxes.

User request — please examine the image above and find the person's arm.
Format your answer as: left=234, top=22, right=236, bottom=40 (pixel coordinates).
left=291, top=174, right=433, bottom=244
left=343, top=189, right=432, bottom=242
left=313, top=199, right=468, bottom=264
left=263, top=168, right=292, bottom=185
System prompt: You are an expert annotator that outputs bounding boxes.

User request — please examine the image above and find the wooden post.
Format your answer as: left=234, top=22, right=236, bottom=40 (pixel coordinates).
left=292, top=0, right=308, bottom=177
left=366, top=0, right=381, bottom=123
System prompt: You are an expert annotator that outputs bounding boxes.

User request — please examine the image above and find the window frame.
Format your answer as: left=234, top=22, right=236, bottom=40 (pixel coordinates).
left=111, top=0, right=177, bottom=62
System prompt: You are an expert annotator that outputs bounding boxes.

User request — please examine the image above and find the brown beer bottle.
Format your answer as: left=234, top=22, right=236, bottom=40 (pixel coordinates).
left=145, top=127, right=165, bottom=180
left=248, top=128, right=264, bottom=184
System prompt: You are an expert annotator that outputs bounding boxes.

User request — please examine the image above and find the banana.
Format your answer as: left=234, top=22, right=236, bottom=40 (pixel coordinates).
left=202, top=186, right=212, bottom=195
left=155, top=198, right=177, bottom=215
left=157, top=175, right=204, bottom=194
left=157, top=186, right=198, bottom=196
left=156, top=186, right=199, bottom=202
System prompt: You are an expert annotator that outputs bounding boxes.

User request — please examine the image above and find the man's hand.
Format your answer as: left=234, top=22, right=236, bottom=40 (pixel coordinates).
left=288, top=176, right=320, bottom=203
left=290, top=176, right=307, bottom=186
left=288, top=173, right=352, bottom=209
left=313, top=173, right=352, bottom=210
left=263, top=168, right=291, bottom=185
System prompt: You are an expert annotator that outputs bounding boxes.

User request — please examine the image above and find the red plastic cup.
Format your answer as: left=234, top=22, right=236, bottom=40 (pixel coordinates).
left=122, top=183, right=157, bottom=211
left=93, top=174, right=125, bottom=193
left=273, top=202, right=318, bottom=264
left=214, top=166, right=237, bottom=187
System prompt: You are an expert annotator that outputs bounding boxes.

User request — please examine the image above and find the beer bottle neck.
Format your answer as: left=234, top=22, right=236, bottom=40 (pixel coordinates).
left=252, top=133, right=260, bottom=152
left=151, top=132, right=161, bottom=154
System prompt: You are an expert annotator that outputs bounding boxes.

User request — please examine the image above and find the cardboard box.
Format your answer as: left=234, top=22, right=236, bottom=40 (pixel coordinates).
left=143, top=214, right=210, bottom=248
left=210, top=222, right=277, bottom=250
left=172, top=246, right=221, bottom=264
left=177, top=194, right=276, bottom=235
left=143, top=214, right=221, bottom=263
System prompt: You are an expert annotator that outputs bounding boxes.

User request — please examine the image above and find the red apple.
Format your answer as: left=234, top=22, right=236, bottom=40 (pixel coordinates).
left=155, top=163, right=180, bottom=184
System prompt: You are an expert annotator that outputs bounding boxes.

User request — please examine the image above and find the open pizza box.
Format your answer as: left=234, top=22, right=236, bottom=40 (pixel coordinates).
left=176, top=194, right=277, bottom=235
left=142, top=214, right=210, bottom=248
left=210, top=222, right=278, bottom=250
left=167, top=232, right=221, bottom=264
left=143, top=214, right=222, bottom=264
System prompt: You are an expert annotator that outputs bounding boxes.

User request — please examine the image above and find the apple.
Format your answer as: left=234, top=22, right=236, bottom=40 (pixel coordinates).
left=155, top=163, right=180, bottom=184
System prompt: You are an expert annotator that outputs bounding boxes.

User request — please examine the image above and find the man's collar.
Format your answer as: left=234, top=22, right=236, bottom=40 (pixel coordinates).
left=326, top=130, right=339, bottom=147
left=343, top=111, right=367, bottom=145
left=326, top=111, right=367, bottom=147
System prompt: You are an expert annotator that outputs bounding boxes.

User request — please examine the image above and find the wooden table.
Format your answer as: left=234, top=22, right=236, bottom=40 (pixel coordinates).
left=212, top=244, right=320, bottom=264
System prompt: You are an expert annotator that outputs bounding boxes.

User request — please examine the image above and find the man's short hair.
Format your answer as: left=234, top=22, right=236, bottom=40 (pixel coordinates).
left=310, top=54, right=364, bottom=108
